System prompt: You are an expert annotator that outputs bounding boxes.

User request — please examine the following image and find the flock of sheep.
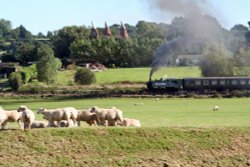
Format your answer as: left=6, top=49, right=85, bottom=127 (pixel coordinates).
left=0, top=105, right=141, bottom=130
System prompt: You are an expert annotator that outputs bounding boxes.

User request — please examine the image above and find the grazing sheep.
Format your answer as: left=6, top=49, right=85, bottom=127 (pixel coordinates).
left=77, top=109, right=98, bottom=126
left=37, top=107, right=78, bottom=127
left=122, top=118, right=141, bottom=127
left=90, top=106, right=123, bottom=126
left=31, top=121, right=49, bottom=128
left=213, top=106, right=219, bottom=111
left=2, top=110, right=22, bottom=129
left=0, top=107, right=8, bottom=129
left=17, top=105, right=35, bottom=130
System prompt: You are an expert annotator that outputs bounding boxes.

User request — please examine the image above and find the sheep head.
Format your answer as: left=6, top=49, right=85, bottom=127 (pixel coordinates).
left=90, top=106, right=99, bottom=113
left=17, top=105, right=28, bottom=112
left=37, top=108, right=45, bottom=114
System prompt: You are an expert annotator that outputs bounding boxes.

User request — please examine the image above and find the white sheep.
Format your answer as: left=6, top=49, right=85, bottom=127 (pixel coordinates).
left=2, top=110, right=22, bottom=129
left=90, top=106, right=123, bottom=126
left=31, top=121, right=49, bottom=129
left=0, top=107, right=8, bottom=129
left=77, top=109, right=98, bottom=126
left=37, top=107, right=78, bottom=127
left=17, top=105, right=35, bottom=130
left=122, top=118, right=141, bottom=127
left=213, top=106, right=219, bottom=111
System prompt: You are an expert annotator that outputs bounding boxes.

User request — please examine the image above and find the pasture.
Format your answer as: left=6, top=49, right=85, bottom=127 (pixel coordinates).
left=1, top=97, right=250, bottom=166
left=1, top=97, right=250, bottom=127
left=56, top=66, right=201, bottom=85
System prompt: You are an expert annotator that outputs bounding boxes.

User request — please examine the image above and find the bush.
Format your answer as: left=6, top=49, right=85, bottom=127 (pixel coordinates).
left=18, top=82, right=57, bottom=94
left=74, top=68, right=96, bottom=85
left=8, top=72, right=23, bottom=90
left=20, top=64, right=37, bottom=84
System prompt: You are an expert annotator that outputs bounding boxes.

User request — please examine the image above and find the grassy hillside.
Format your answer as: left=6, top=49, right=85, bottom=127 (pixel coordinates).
left=1, top=97, right=250, bottom=166
left=56, top=67, right=201, bottom=85
left=0, top=127, right=249, bottom=167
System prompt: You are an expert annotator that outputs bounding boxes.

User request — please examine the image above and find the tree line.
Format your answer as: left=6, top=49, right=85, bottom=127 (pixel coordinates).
left=0, top=16, right=250, bottom=87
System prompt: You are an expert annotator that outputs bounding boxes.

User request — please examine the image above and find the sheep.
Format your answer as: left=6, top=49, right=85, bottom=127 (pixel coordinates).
left=2, top=109, right=22, bottom=129
left=213, top=105, right=219, bottom=111
left=0, top=107, right=8, bottom=129
left=17, top=105, right=35, bottom=130
left=58, top=119, right=75, bottom=128
left=122, top=118, right=141, bottom=127
left=37, top=107, right=78, bottom=127
left=90, top=106, right=123, bottom=126
left=76, top=109, right=98, bottom=126
left=31, top=121, right=49, bottom=129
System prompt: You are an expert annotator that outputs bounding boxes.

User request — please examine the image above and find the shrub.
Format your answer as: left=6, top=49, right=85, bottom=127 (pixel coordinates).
left=20, top=64, right=37, bottom=84
left=74, top=68, right=96, bottom=85
left=18, top=82, right=57, bottom=94
left=8, top=72, right=23, bottom=90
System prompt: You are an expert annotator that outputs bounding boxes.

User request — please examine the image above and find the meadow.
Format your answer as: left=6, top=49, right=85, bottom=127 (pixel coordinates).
left=0, top=97, right=250, bottom=166
left=1, top=97, right=250, bottom=127
left=56, top=66, right=201, bottom=85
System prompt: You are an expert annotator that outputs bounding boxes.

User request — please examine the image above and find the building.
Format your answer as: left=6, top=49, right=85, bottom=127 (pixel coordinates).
left=120, top=22, right=129, bottom=38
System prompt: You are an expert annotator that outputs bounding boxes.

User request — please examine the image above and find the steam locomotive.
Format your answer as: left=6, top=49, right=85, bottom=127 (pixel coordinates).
left=147, top=77, right=250, bottom=91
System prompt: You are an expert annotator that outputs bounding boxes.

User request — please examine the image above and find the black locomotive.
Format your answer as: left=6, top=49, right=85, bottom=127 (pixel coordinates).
left=147, top=77, right=250, bottom=91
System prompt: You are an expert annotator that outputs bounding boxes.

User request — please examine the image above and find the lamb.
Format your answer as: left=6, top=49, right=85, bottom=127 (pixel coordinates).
left=0, top=107, right=8, bottom=129
left=77, top=109, right=98, bottom=126
left=17, top=105, right=35, bottom=130
left=37, top=107, right=78, bottom=127
left=31, top=121, right=49, bottom=128
left=90, top=106, right=123, bottom=126
left=122, top=118, right=141, bottom=127
left=213, top=106, right=219, bottom=111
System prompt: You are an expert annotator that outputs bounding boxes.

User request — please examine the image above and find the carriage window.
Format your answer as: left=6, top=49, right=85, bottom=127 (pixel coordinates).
left=240, top=80, right=246, bottom=85
left=219, top=80, right=225, bottom=85
left=211, top=80, right=218, bottom=85
left=248, top=80, right=250, bottom=85
left=195, top=80, right=201, bottom=85
left=232, top=80, right=237, bottom=85
left=203, top=80, right=209, bottom=85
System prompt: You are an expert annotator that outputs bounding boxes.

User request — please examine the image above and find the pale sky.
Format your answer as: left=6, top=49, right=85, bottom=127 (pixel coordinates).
left=0, top=0, right=249, bottom=34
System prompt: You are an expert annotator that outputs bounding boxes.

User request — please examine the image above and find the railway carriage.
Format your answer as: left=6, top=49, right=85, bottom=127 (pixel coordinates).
left=147, top=77, right=250, bottom=91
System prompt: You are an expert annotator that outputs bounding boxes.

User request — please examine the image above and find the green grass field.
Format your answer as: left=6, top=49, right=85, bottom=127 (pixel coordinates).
left=1, top=97, right=250, bottom=127
left=1, top=97, right=250, bottom=166
left=56, top=66, right=201, bottom=85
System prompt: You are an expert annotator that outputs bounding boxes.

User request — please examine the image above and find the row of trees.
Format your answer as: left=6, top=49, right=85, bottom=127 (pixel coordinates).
left=1, top=16, right=250, bottom=87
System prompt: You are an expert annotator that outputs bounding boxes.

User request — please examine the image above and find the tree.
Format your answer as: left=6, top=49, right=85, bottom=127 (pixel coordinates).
left=15, top=42, right=36, bottom=65
left=234, top=48, right=250, bottom=76
left=52, top=26, right=90, bottom=59
left=11, top=25, right=33, bottom=40
left=74, top=68, right=96, bottom=85
left=199, top=43, right=234, bottom=77
left=0, top=18, right=12, bottom=37
left=36, top=44, right=57, bottom=84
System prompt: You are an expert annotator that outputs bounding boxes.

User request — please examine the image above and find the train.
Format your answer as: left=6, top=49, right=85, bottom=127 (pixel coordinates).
left=147, top=77, right=250, bottom=91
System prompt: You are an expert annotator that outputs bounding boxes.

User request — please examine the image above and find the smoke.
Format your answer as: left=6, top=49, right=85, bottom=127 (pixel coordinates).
left=147, top=0, right=222, bottom=79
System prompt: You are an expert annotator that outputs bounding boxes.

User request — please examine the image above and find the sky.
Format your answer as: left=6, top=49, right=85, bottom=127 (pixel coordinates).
left=0, top=0, right=250, bottom=35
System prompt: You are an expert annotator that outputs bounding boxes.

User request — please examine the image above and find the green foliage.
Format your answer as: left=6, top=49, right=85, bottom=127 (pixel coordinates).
left=199, top=43, right=234, bottom=77
left=36, top=44, right=57, bottom=84
left=18, top=82, right=57, bottom=94
left=74, top=68, right=96, bottom=85
left=20, top=64, right=37, bottom=84
left=8, top=72, right=23, bottom=90
left=234, top=48, right=250, bottom=76
left=55, top=58, right=62, bottom=70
